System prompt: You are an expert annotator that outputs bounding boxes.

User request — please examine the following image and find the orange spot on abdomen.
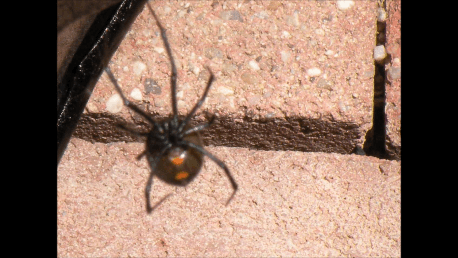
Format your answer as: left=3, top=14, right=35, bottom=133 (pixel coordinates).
left=171, top=157, right=184, bottom=166
left=175, top=171, right=189, bottom=180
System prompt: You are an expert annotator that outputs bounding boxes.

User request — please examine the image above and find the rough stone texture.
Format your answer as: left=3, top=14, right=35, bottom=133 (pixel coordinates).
left=76, top=0, right=376, bottom=153
left=384, top=0, right=401, bottom=160
left=58, top=1, right=401, bottom=256
left=58, top=138, right=400, bottom=257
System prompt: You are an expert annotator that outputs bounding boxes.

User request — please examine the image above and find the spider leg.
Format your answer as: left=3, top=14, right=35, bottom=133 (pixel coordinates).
left=145, top=144, right=172, bottom=213
left=182, top=141, right=238, bottom=205
left=178, top=68, right=215, bottom=132
left=181, top=115, right=216, bottom=138
left=105, top=66, right=163, bottom=133
left=146, top=3, right=178, bottom=117
left=145, top=168, right=172, bottom=214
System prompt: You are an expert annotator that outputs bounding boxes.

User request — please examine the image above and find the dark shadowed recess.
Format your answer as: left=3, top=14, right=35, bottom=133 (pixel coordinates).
left=74, top=113, right=361, bottom=155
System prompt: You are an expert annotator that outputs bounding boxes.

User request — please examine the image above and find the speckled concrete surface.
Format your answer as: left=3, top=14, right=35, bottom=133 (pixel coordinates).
left=59, top=0, right=401, bottom=256
left=58, top=138, right=400, bottom=257
left=76, top=0, right=376, bottom=153
left=385, top=0, right=401, bottom=159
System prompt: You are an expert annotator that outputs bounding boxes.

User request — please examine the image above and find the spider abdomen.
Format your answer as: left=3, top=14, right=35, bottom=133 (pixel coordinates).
left=146, top=127, right=204, bottom=186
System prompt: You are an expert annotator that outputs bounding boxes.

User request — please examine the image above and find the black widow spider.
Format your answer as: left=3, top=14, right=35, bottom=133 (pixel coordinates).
left=104, top=3, right=237, bottom=213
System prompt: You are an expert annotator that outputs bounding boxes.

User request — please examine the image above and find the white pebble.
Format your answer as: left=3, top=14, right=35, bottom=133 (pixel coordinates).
left=373, top=45, right=387, bottom=62
left=325, top=50, right=334, bottom=56
left=255, top=11, right=269, bottom=20
left=132, top=61, right=146, bottom=76
left=130, top=88, right=142, bottom=101
left=377, top=8, right=387, bottom=22
left=280, top=51, right=291, bottom=62
left=192, top=66, right=200, bottom=76
left=307, top=67, right=322, bottom=77
left=337, top=0, right=355, bottom=10
left=249, top=60, right=260, bottom=71
left=154, top=47, right=165, bottom=54
left=281, top=31, right=291, bottom=39
left=339, top=101, right=348, bottom=112
left=286, top=11, right=299, bottom=27
left=218, top=86, right=234, bottom=95
left=176, top=91, right=184, bottom=99
left=315, top=28, right=325, bottom=36
left=106, top=94, right=123, bottom=113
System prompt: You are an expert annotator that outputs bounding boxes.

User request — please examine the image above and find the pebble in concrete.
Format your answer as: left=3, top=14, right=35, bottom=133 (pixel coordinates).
left=106, top=94, right=123, bottom=113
